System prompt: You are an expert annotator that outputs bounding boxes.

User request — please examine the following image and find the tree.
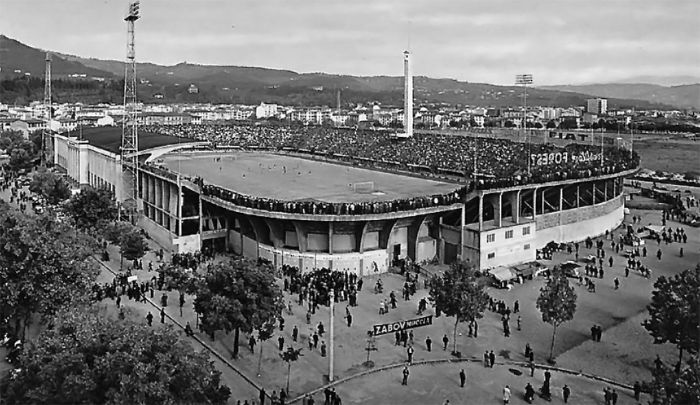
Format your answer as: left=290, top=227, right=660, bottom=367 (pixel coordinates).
left=191, top=258, right=284, bottom=358
left=28, top=169, right=71, bottom=205
left=643, top=266, right=700, bottom=365
left=0, top=203, right=99, bottom=339
left=648, top=354, right=700, bottom=405
left=256, top=322, right=275, bottom=376
left=281, top=346, right=303, bottom=394
left=536, top=269, right=577, bottom=363
left=428, top=261, right=490, bottom=355
left=504, top=120, right=515, bottom=128
left=3, top=306, right=231, bottom=404
left=119, top=227, right=149, bottom=270
left=64, top=187, right=117, bottom=230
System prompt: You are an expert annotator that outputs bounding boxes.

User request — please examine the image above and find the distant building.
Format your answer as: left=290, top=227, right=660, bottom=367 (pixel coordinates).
left=255, top=103, right=278, bottom=119
left=587, top=98, right=608, bottom=115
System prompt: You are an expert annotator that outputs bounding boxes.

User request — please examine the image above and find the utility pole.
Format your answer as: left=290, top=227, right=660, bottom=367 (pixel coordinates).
left=121, top=1, right=140, bottom=222
left=42, top=52, right=52, bottom=167
left=516, top=74, right=533, bottom=174
left=329, top=289, right=335, bottom=382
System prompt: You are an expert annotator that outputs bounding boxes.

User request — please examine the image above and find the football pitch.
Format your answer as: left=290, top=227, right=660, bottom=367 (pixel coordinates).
left=161, top=151, right=459, bottom=203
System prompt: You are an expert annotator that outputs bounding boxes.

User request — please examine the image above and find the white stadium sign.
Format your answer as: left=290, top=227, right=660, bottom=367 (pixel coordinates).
left=530, top=151, right=602, bottom=167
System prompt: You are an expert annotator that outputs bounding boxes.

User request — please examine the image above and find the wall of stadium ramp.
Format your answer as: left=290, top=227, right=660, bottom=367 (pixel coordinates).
left=534, top=194, right=624, bottom=246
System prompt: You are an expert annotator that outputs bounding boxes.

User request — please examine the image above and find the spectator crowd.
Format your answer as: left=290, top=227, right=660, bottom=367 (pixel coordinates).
left=142, top=123, right=639, bottom=216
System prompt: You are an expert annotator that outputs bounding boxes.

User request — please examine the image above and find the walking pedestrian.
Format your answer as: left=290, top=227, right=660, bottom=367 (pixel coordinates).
left=633, top=381, right=641, bottom=401
left=407, top=345, right=414, bottom=363
left=459, top=369, right=466, bottom=387
left=425, top=336, right=432, bottom=352
left=562, top=384, right=570, bottom=403
left=517, top=316, right=522, bottom=331
left=614, top=277, right=620, bottom=290
left=503, top=385, right=511, bottom=405
left=146, top=311, right=153, bottom=326
left=278, top=335, right=284, bottom=351
left=292, top=325, right=298, bottom=342
left=442, top=334, right=449, bottom=350
left=320, top=341, right=327, bottom=357
left=346, top=312, right=352, bottom=327
left=249, top=335, right=256, bottom=353
left=489, top=350, right=496, bottom=367
left=160, top=308, right=165, bottom=323
left=402, top=366, right=409, bottom=385
left=484, top=351, right=489, bottom=367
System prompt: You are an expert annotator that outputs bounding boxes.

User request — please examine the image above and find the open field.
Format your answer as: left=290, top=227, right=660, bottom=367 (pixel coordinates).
left=634, top=136, right=700, bottom=176
left=162, top=151, right=459, bottom=203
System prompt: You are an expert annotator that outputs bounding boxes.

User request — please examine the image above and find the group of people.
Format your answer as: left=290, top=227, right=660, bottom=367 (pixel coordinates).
left=202, top=183, right=466, bottom=216
left=145, top=122, right=639, bottom=194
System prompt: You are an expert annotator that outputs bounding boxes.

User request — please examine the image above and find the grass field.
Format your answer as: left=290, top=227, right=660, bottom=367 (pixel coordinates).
left=162, top=151, right=458, bottom=203
left=634, top=136, right=700, bottom=176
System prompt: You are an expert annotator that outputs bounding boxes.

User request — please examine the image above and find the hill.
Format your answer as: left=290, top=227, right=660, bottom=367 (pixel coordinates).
left=539, top=83, right=700, bottom=110
left=0, top=35, right=114, bottom=80
left=0, top=34, right=677, bottom=109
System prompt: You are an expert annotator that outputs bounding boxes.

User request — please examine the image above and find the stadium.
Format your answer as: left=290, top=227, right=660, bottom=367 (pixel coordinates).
left=52, top=124, right=639, bottom=274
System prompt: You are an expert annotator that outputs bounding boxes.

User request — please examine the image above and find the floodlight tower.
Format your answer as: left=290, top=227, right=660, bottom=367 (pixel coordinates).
left=122, top=1, right=140, bottom=214
left=515, top=74, right=533, bottom=174
left=42, top=52, right=52, bottom=166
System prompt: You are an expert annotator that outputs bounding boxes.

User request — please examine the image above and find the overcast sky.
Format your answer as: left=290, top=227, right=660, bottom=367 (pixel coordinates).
left=2, top=0, right=699, bottom=85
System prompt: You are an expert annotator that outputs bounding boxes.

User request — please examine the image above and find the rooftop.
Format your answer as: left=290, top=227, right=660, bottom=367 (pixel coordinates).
left=74, top=127, right=188, bottom=154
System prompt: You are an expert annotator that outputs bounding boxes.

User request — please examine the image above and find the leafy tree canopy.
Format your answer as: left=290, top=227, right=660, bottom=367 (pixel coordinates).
left=64, top=187, right=117, bottom=230
left=428, top=261, right=489, bottom=353
left=0, top=202, right=99, bottom=337
left=644, top=265, right=700, bottom=364
left=192, top=258, right=284, bottom=356
left=4, top=306, right=231, bottom=405
left=28, top=169, right=71, bottom=205
left=649, top=354, right=700, bottom=405
left=536, top=269, right=578, bottom=361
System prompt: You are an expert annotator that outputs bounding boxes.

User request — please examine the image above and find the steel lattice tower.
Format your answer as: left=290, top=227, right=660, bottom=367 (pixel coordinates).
left=42, top=52, right=52, bottom=166
left=121, top=1, right=140, bottom=212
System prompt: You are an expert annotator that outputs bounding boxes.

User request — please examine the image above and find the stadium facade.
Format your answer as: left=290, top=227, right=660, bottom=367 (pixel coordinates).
left=52, top=127, right=635, bottom=274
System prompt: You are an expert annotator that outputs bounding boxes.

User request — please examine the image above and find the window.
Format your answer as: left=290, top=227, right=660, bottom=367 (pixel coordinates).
left=487, top=252, right=495, bottom=259
left=487, top=234, right=495, bottom=243
left=522, top=226, right=531, bottom=236
left=524, top=244, right=531, bottom=250
left=505, top=230, right=514, bottom=239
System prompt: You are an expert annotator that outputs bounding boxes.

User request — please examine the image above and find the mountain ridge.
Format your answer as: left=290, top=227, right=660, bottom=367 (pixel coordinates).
left=0, top=34, right=690, bottom=110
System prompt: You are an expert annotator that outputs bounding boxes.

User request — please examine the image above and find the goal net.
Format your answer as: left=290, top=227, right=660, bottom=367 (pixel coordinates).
left=353, top=181, right=375, bottom=194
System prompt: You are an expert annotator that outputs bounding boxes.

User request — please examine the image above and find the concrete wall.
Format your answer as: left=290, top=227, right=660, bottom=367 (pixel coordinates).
left=388, top=226, right=408, bottom=259
left=173, top=234, right=200, bottom=254
left=416, top=238, right=436, bottom=262
left=139, top=215, right=173, bottom=252
left=535, top=195, right=624, bottom=245
left=332, top=234, right=355, bottom=253
left=362, top=231, right=379, bottom=250
left=479, top=222, right=536, bottom=269
left=232, top=232, right=390, bottom=275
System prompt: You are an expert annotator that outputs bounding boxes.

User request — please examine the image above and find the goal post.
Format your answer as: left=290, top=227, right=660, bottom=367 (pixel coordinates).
left=353, top=181, right=375, bottom=194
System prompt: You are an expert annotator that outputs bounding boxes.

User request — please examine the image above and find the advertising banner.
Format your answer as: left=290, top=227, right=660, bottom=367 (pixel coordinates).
left=372, top=315, right=433, bottom=336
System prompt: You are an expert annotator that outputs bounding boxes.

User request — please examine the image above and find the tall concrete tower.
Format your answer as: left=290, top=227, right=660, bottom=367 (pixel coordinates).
left=403, top=50, right=413, bottom=137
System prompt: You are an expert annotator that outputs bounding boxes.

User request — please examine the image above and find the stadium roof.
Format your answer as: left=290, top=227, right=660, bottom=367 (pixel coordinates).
left=77, top=126, right=187, bottom=154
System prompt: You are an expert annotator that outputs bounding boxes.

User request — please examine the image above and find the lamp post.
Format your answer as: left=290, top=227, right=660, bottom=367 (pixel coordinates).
left=329, top=289, right=335, bottom=382
left=516, top=74, right=534, bottom=174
